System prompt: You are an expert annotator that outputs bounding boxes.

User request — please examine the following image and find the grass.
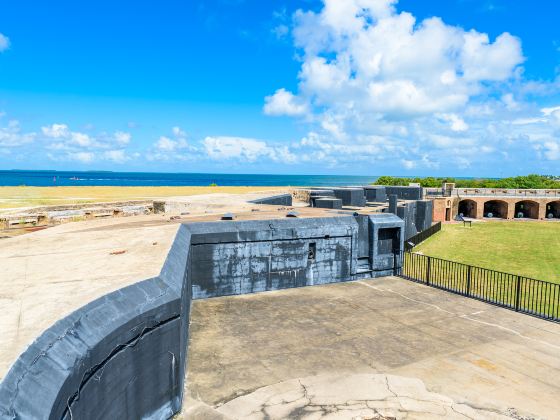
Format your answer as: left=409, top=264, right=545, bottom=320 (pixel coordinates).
left=416, top=221, right=560, bottom=284
left=0, top=186, right=285, bottom=210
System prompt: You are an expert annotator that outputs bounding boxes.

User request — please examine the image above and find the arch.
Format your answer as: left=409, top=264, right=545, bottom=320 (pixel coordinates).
left=483, top=200, right=508, bottom=219
left=545, top=201, right=560, bottom=219
left=514, top=200, right=539, bottom=219
left=458, top=199, right=477, bottom=219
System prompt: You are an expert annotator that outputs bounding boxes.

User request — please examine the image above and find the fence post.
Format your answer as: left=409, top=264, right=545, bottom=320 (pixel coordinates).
left=426, top=256, right=431, bottom=286
left=466, top=265, right=472, bottom=297
left=515, top=275, right=521, bottom=312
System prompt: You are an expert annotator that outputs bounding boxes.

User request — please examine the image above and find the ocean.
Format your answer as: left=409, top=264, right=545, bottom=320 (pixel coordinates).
left=0, top=170, right=378, bottom=187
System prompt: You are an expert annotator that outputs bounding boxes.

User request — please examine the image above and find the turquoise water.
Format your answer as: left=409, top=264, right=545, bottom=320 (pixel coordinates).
left=0, top=170, right=378, bottom=187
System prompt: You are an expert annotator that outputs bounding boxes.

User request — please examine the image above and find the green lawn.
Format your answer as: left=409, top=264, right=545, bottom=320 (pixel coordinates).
left=415, top=221, right=560, bottom=284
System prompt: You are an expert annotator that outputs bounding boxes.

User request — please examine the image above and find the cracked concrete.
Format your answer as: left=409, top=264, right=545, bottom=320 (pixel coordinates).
left=213, top=374, right=516, bottom=419
left=184, top=277, right=560, bottom=419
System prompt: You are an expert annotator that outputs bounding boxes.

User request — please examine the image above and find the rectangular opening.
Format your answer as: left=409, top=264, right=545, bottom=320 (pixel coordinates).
left=308, top=242, right=316, bottom=260
left=378, top=228, right=399, bottom=254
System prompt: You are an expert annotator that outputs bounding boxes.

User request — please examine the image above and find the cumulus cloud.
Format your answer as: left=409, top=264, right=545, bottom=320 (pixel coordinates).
left=286, top=0, right=523, bottom=117
left=103, top=149, right=129, bottom=163
left=147, top=126, right=195, bottom=161
left=438, top=114, right=469, bottom=132
left=264, top=88, right=308, bottom=116
left=42, top=124, right=70, bottom=138
left=114, top=131, right=131, bottom=145
left=258, top=0, right=550, bottom=170
left=156, top=136, right=187, bottom=152
left=203, top=136, right=297, bottom=163
left=40, top=123, right=134, bottom=163
left=69, top=151, right=95, bottom=163
left=0, top=33, right=9, bottom=52
left=0, top=120, right=35, bottom=147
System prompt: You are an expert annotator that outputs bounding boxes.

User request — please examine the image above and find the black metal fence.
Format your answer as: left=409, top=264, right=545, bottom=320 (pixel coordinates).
left=397, top=252, right=560, bottom=322
left=405, top=221, right=442, bottom=251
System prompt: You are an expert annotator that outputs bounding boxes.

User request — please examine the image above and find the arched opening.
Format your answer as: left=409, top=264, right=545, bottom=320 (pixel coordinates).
left=458, top=199, right=477, bottom=218
left=545, top=201, right=560, bottom=219
left=514, top=200, right=539, bottom=219
left=483, top=200, right=508, bottom=219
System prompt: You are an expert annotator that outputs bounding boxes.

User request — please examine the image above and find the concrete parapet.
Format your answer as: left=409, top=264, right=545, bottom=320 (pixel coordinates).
left=0, top=225, right=192, bottom=420
left=248, top=193, right=292, bottom=206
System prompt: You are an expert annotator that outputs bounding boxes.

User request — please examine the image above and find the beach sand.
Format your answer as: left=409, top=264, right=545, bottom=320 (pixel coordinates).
left=0, top=185, right=288, bottom=209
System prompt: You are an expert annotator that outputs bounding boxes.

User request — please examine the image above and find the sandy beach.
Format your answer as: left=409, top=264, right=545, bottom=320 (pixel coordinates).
left=0, top=186, right=287, bottom=210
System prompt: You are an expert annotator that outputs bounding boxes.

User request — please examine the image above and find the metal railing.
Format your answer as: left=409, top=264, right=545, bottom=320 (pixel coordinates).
left=424, top=187, right=560, bottom=198
left=454, top=188, right=560, bottom=198
left=397, top=252, right=560, bottom=322
left=404, top=222, right=442, bottom=251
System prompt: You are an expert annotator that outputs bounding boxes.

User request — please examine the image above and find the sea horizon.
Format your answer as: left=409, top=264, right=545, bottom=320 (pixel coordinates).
left=0, top=170, right=496, bottom=187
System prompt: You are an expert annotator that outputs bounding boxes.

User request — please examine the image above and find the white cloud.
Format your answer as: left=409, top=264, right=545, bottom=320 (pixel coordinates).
left=438, top=114, right=469, bottom=132
left=114, top=131, right=131, bottom=145
left=0, top=120, right=35, bottom=147
left=541, top=106, right=560, bottom=117
left=103, top=150, right=129, bottom=163
left=42, top=124, right=70, bottom=138
left=40, top=123, right=137, bottom=164
left=256, top=0, right=544, bottom=170
left=203, top=136, right=298, bottom=163
left=285, top=1, right=523, bottom=117
left=70, top=131, right=93, bottom=147
left=156, top=136, right=187, bottom=152
left=69, top=152, right=95, bottom=163
left=272, top=24, right=289, bottom=39
left=264, top=88, right=308, bottom=116
left=204, top=136, right=272, bottom=161
left=147, top=127, right=193, bottom=161
left=172, top=126, right=186, bottom=138
left=0, top=33, right=9, bottom=52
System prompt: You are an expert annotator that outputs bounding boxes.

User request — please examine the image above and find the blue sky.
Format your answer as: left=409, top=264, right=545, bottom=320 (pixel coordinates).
left=0, top=0, right=559, bottom=176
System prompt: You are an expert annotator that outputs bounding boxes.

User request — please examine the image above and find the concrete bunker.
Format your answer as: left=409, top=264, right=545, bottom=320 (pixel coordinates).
left=483, top=200, right=508, bottom=219
left=458, top=199, right=477, bottom=218
left=514, top=200, right=539, bottom=219
left=545, top=201, right=560, bottom=219
left=0, top=214, right=404, bottom=419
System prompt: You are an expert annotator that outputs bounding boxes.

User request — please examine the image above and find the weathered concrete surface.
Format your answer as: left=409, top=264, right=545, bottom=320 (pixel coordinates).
left=185, top=277, right=560, bottom=419
left=0, top=215, right=180, bottom=380
left=214, top=374, right=515, bottom=419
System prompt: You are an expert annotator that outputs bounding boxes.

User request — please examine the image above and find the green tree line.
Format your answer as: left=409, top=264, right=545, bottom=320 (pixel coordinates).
left=373, top=174, right=560, bottom=189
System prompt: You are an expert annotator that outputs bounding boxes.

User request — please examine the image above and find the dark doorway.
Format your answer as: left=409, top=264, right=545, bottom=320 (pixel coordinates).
left=378, top=227, right=400, bottom=254
left=545, top=201, right=560, bottom=219
left=514, top=201, right=539, bottom=219
left=458, top=200, right=477, bottom=218
left=483, top=200, right=508, bottom=219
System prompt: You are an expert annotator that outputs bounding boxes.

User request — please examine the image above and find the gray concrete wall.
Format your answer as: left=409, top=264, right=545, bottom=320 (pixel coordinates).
left=333, top=188, right=366, bottom=207
left=364, top=186, right=387, bottom=203
left=385, top=186, right=423, bottom=200
left=188, top=215, right=404, bottom=299
left=188, top=217, right=359, bottom=299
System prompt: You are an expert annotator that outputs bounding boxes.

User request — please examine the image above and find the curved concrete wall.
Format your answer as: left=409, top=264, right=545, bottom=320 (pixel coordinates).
left=0, top=225, right=191, bottom=420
